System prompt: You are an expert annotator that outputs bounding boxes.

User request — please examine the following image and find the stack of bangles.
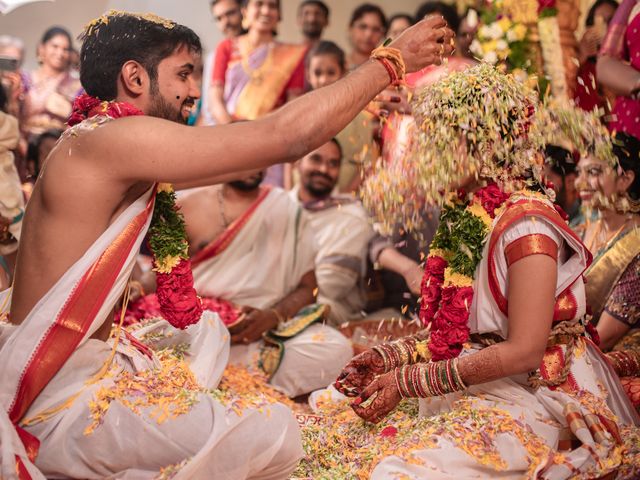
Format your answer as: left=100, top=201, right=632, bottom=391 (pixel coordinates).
left=373, top=337, right=419, bottom=371
left=370, top=46, right=406, bottom=85
left=606, top=350, right=640, bottom=377
left=394, top=359, right=467, bottom=398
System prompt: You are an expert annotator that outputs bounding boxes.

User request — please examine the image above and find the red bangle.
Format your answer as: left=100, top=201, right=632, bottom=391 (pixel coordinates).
left=375, top=57, right=398, bottom=84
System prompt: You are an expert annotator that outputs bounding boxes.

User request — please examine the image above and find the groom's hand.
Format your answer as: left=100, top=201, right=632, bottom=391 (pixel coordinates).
left=388, top=15, right=455, bottom=73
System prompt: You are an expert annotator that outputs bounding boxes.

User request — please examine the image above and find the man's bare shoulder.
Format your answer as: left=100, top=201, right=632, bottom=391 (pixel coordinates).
left=66, top=116, right=158, bottom=151
left=40, top=124, right=129, bottom=196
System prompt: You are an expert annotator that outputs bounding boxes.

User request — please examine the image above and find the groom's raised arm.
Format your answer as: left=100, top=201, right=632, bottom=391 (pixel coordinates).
left=81, top=16, right=453, bottom=187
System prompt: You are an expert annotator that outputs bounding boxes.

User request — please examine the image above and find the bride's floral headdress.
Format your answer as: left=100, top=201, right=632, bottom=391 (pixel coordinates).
left=363, top=63, right=544, bottom=233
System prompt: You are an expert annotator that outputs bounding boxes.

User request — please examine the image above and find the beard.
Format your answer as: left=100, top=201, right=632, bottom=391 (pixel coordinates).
left=228, top=172, right=265, bottom=191
left=147, top=82, right=193, bottom=124
left=304, top=172, right=335, bottom=198
left=303, top=22, right=323, bottom=39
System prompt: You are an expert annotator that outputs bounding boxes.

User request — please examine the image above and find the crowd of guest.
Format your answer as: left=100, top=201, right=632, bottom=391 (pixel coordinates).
left=0, top=0, right=639, bottom=398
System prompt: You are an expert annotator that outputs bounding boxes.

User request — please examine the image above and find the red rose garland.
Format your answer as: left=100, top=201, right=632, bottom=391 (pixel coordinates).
left=419, top=184, right=510, bottom=361
left=68, top=93, right=146, bottom=126
left=154, top=256, right=203, bottom=330
left=69, top=93, right=202, bottom=330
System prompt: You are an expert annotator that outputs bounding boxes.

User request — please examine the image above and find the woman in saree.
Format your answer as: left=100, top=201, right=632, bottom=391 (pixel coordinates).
left=209, top=0, right=306, bottom=187
left=596, top=0, right=640, bottom=139
left=21, top=27, right=81, bottom=140
left=578, top=131, right=640, bottom=408
left=209, top=0, right=306, bottom=124
left=305, top=65, right=640, bottom=479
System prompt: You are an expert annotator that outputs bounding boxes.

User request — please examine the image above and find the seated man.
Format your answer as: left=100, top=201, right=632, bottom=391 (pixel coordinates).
left=179, top=170, right=353, bottom=397
left=291, top=139, right=424, bottom=326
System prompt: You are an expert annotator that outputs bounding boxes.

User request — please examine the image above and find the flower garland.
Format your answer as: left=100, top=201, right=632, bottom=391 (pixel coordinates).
left=69, top=93, right=202, bottom=330
left=147, top=184, right=202, bottom=329
left=420, top=184, right=510, bottom=361
left=535, top=0, right=568, bottom=100
left=538, top=0, right=557, bottom=18
left=68, top=93, right=145, bottom=127
left=469, top=0, right=530, bottom=73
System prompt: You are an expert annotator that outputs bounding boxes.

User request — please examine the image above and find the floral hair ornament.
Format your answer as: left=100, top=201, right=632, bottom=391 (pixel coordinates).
left=536, top=98, right=616, bottom=168
left=82, top=10, right=176, bottom=38
left=362, top=63, right=545, bottom=234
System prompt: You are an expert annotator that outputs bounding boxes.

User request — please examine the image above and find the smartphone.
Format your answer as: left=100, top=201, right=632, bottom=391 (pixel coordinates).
left=0, top=56, right=19, bottom=72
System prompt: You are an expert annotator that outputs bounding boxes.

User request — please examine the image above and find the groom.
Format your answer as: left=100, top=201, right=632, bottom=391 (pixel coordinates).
left=1, top=10, right=454, bottom=479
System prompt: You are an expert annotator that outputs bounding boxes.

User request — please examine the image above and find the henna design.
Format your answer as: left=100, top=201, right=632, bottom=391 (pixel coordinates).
left=352, top=372, right=402, bottom=424
left=335, top=349, right=385, bottom=397
left=457, top=346, right=505, bottom=386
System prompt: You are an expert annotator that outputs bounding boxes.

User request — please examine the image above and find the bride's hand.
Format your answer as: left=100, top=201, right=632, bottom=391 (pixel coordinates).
left=334, top=349, right=386, bottom=397
left=351, top=371, right=402, bottom=424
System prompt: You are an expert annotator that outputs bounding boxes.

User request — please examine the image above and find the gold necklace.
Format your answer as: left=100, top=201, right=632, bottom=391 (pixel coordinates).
left=587, top=217, right=631, bottom=254
left=239, top=36, right=274, bottom=86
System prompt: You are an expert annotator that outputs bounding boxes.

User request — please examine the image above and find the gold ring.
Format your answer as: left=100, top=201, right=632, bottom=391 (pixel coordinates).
left=440, top=43, right=445, bottom=56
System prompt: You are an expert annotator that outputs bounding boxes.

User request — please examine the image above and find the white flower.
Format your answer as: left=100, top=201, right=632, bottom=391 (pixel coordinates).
left=506, top=29, right=518, bottom=42
left=465, top=9, right=479, bottom=29
left=478, top=25, right=492, bottom=39
left=488, top=23, right=503, bottom=39
left=484, top=51, right=498, bottom=64
left=469, top=39, right=483, bottom=56
left=496, top=39, right=508, bottom=51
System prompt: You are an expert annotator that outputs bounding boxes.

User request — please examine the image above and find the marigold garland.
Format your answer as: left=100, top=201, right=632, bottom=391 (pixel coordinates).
left=68, top=93, right=202, bottom=330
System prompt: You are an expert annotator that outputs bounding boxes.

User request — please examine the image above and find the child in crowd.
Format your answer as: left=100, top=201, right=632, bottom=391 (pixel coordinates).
left=305, top=41, right=379, bottom=193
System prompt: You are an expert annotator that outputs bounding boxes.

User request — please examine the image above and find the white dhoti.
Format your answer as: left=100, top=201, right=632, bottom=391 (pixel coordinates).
left=24, top=316, right=302, bottom=480
left=0, top=183, right=302, bottom=479
left=230, top=323, right=353, bottom=397
left=192, top=187, right=353, bottom=396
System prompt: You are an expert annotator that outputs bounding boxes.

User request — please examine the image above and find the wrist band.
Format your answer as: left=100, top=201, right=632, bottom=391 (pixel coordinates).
left=370, top=46, right=406, bottom=85
left=270, top=308, right=285, bottom=327
left=376, top=57, right=399, bottom=84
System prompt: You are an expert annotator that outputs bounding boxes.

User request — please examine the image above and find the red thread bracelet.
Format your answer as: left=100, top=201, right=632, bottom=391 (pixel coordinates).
left=375, top=57, right=399, bottom=84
